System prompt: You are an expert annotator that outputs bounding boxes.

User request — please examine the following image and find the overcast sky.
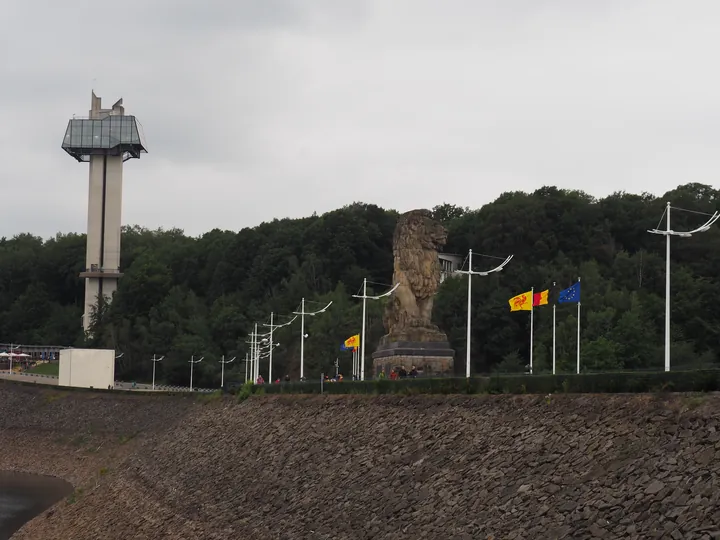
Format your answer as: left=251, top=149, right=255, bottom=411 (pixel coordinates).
left=1, top=0, right=718, bottom=238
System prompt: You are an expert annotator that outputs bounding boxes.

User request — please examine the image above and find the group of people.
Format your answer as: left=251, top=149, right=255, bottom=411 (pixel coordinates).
left=256, top=374, right=292, bottom=385
left=378, top=365, right=419, bottom=380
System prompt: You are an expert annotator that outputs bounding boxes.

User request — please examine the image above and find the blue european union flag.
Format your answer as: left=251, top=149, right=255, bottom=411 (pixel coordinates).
left=558, top=281, right=581, bottom=304
left=340, top=344, right=349, bottom=351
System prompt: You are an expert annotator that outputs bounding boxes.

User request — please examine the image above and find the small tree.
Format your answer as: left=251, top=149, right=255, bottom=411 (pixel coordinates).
left=84, top=294, right=111, bottom=347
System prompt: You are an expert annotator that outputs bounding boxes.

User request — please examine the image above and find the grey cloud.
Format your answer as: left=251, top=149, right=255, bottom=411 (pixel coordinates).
left=1, top=0, right=719, bottom=238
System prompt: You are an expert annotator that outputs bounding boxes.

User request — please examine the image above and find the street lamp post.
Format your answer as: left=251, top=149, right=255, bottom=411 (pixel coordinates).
left=151, top=354, right=165, bottom=390
left=455, top=250, right=513, bottom=378
left=293, top=298, right=333, bottom=380
left=219, top=355, right=236, bottom=389
left=189, top=355, right=204, bottom=391
left=648, top=202, right=719, bottom=372
left=253, top=323, right=259, bottom=381
left=352, top=279, right=399, bottom=381
left=8, top=344, right=18, bottom=373
left=248, top=325, right=271, bottom=382
left=263, top=312, right=296, bottom=383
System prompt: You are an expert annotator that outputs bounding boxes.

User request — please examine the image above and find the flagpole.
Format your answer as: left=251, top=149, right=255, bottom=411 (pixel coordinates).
left=576, top=277, right=581, bottom=375
left=360, top=279, right=367, bottom=380
left=530, top=286, right=534, bottom=374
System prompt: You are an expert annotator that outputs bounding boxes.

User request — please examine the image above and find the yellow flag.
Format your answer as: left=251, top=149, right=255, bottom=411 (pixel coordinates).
left=344, top=334, right=360, bottom=349
left=509, top=291, right=533, bottom=311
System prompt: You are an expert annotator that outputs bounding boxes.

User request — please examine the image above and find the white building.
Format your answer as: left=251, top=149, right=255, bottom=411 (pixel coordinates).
left=439, top=253, right=463, bottom=283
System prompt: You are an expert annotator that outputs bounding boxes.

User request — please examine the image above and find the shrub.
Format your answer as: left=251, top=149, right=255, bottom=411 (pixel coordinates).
left=244, top=370, right=720, bottom=396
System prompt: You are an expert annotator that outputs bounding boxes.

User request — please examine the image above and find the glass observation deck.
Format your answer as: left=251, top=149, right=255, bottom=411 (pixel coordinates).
left=61, top=115, right=147, bottom=162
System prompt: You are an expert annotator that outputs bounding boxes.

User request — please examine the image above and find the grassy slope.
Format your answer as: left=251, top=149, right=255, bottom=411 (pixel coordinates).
left=27, top=362, right=59, bottom=376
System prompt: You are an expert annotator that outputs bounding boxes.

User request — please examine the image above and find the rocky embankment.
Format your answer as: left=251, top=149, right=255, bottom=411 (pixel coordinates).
left=0, top=384, right=719, bottom=539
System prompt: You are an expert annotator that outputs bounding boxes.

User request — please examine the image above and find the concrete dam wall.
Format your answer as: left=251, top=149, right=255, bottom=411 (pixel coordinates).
left=0, top=384, right=719, bottom=539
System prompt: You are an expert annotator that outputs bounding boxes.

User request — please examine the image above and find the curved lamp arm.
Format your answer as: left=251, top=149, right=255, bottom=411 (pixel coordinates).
left=455, top=254, right=514, bottom=276
left=352, top=283, right=400, bottom=300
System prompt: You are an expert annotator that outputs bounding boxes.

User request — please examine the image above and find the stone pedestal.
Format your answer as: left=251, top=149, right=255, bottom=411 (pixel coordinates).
left=371, top=341, right=455, bottom=378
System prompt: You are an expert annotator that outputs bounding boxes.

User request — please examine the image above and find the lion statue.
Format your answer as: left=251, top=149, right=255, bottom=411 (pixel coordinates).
left=380, top=209, right=449, bottom=344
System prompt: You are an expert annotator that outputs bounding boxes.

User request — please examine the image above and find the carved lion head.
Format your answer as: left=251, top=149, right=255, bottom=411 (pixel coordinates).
left=398, top=209, right=448, bottom=251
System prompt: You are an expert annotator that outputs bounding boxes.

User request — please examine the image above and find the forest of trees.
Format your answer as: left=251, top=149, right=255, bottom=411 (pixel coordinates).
left=0, top=182, right=718, bottom=387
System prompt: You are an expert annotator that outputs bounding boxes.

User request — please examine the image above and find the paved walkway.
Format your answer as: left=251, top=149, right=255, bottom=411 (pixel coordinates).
left=0, top=372, right=58, bottom=385
left=0, top=371, right=214, bottom=393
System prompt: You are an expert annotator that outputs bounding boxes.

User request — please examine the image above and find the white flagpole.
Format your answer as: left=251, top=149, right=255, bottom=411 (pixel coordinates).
left=530, top=286, right=534, bottom=374
left=576, top=277, right=581, bottom=375
left=360, top=280, right=367, bottom=380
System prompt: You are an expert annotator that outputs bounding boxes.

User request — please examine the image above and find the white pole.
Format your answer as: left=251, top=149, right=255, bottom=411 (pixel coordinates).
left=219, top=355, right=236, bottom=388
left=360, top=279, right=367, bottom=380
left=263, top=312, right=296, bottom=381
left=664, top=202, right=671, bottom=372
left=189, top=355, right=204, bottom=391
left=576, top=277, right=581, bottom=375
left=529, top=287, right=534, bottom=374
left=268, top=312, right=274, bottom=382
left=190, top=355, right=194, bottom=391
left=647, top=202, right=719, bottom=370
left=256, top=327, right=260, bottom=381
left=254, top=322, right=259, bottom=381
left=221, top=355, right=225, bottom=388
left=465, top=249, right=472, bottom=378
left=300, top=298, right=305, bottom=380
left=9, top=344, right=13, bottom=374
left=249, top=331, right=254, bottom=382
left=256, top=336, right=261, bottom=380
left=553, top=304, right=555, bottom=375
left=151, top=354, right=164, bottom=391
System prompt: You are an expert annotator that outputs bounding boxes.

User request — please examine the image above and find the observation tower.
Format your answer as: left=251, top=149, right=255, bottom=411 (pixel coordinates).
left=61, top=92, right=147, bottom=332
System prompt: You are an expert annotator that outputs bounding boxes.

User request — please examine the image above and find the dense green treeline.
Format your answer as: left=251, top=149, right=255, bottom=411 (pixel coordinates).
left=0, top=183, right=718, bottom=387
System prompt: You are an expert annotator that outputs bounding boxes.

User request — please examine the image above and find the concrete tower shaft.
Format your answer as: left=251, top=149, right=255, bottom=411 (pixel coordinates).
left=62, top=92, right=147, bottom=332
